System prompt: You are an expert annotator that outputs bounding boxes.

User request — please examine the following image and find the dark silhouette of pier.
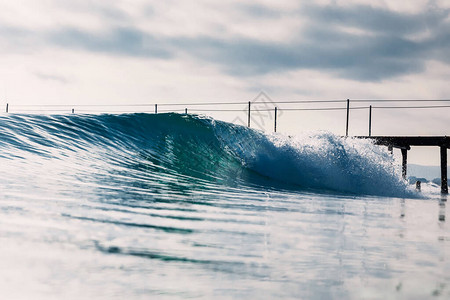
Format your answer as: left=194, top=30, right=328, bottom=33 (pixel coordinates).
left=356, top=136, right=449, bottom=194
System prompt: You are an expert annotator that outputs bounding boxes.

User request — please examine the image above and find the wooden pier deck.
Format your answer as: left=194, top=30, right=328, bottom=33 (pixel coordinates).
left=355, top=136, right=449, bottom=194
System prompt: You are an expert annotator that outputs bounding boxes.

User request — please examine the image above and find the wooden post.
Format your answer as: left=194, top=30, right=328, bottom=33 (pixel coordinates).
left=185, top=108, right=187, bottom=115
left=345, top=99, right=349, bottom=136
left=274, top=107, right=277, bottom=132
left=369, top=105, right=372, bottom=136
left=401, top=148, right=408, bottom=180
left=441, top=146, right=448, bottom=194
left=6, top=103, right=8, bottom=113
left=248, top=101, right=251, bottom=128
left=155, top=104, right=158, bottom=114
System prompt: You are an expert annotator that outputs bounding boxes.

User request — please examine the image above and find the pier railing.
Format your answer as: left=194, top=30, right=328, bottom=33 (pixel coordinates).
left=4, top=98, right=450, bottom=135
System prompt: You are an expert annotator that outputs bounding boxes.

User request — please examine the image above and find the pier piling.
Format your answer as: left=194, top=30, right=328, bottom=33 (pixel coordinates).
left=369, top=105, right=372, bottom=136
left=388, top=145, right=393, bottom=154
left=441, top=146, right=448, bottom=194
left=155, top=104, right=158, bottom=114
left=416, top=181, right=421, bottom=191
left=6, top=103, right=8, bottom=113
left=401, top=148, right=408, bottom=179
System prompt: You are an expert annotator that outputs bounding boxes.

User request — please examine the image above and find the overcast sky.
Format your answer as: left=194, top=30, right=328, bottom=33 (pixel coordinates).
left=1, top=0, right=449, bottom=164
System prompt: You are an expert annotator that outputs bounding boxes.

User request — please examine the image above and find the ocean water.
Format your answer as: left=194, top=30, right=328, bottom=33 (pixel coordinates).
left=0, top=113, right=448, bottom=299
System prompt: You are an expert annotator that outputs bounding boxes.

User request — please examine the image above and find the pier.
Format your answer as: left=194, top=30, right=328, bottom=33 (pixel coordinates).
left=356, top=136, right=449, bottom=194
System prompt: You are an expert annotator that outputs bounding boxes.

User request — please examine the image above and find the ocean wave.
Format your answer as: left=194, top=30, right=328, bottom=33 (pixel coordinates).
left=0, top=113, right=414, bottom=197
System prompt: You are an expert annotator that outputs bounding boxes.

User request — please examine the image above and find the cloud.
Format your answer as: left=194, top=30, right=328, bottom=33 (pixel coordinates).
left=0, top=26, right=38, bottom=53
left=168, top=31, right=428, bottom=80
left=33, top=72, right=69, bottom=84
left=302, top=4, right=448, bottom=36
left=1, top=2, right=449, bottom=82
left=166, top=4, right=449, bottom=81
left=49, top=27, right=172, bottom=58
left=236, top=3, right=283, bottom=18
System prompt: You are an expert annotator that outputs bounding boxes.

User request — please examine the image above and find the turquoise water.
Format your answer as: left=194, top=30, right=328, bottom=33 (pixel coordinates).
left=0, top=113, right=448, bottom=299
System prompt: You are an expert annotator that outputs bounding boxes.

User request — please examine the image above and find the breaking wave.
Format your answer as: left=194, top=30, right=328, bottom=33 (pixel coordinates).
left=0, top=113, right=413, bottom=197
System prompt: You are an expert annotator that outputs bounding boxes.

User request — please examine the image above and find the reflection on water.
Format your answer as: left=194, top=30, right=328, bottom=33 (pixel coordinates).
left=1, top=181, right=450, bottom=299
left=439, top=197, right=446, bottom=222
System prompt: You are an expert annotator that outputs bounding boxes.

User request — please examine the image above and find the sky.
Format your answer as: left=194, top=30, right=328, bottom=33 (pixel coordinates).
left=1, top=0, right=449, bottom=165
